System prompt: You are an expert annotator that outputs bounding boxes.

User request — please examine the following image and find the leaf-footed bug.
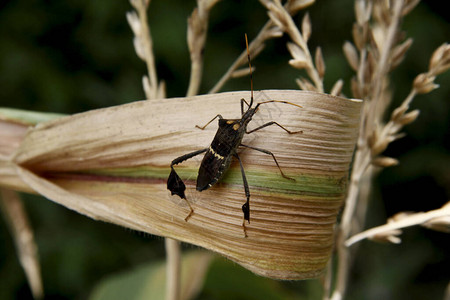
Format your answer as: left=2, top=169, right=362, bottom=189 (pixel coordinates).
left=167, top=34, right=302, bottom=237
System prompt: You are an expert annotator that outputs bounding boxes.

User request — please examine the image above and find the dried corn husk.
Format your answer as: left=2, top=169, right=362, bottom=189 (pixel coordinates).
left=0, top=90, right=362, bottom=279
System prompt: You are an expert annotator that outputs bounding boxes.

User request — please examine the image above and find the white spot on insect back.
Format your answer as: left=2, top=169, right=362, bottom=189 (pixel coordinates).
left=209, top=146, right=225, bottom=160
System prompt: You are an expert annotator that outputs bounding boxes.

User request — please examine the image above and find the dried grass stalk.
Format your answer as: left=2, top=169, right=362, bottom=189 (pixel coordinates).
left=265, top=1, right=324, bottom=92
left=330, top=1, right=450, bottom=299
left=209, top=0, right=315, bottom=94
left=186, top=0, right=220, bottom=97
left=127, top=0, right=165, bottom=99
left=346, top=201, right=450, bottom=246
left=0, top=90, right=361, bottom=279
left=0, top=189, right=43, bottom=299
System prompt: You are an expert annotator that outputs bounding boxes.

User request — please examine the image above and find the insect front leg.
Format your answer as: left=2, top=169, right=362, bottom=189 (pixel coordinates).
left=240, top=144, right=295, bottom=181
left=168, top=148, right=207, bottom=221
left=234, top=153, right=250, bottom=238
left=195, top=114, right=223, bottom=130
left=246, top=121, right=303, bottom=134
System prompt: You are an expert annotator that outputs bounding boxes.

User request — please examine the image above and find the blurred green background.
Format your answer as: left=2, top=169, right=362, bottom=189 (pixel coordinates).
left=0, top=0, right=449, bottom=299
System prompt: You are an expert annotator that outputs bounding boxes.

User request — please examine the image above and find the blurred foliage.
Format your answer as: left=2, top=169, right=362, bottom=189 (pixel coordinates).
left=89, top=252, right=308, bottom=300
left=90, top=251, right=210, bottom=300
left=0, top=0, right=449, bottom=299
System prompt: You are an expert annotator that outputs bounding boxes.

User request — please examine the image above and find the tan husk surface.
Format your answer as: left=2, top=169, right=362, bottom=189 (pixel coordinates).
left=0, top=90, right=362, bottom=279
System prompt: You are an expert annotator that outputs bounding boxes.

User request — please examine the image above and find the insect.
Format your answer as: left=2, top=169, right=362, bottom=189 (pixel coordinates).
left=167, top=34, right=302, bottom=237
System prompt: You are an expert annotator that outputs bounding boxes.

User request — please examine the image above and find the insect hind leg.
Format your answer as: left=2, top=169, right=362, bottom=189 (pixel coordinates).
left=168, top=148, right=207, bottom=221
left=240, top=144, right=295, bottom=181
left=234, top=153, right=250, bottom=238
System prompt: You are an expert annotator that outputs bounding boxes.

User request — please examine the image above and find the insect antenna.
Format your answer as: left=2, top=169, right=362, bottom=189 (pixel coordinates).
left=245, top=33, right=253, bottom=109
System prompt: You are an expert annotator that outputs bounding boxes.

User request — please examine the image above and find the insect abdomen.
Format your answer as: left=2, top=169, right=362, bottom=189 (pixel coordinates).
left=196, top=118, right=245, bottom=191
left=196, top=145, right=232, bottom=191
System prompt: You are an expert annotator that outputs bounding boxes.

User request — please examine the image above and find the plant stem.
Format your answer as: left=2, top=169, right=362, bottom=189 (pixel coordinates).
left=346, top=202, right=450, bottom=246
left=165, top=238, right=181, bottom=300
left=186, top=58, right=203, bottom=97
left=330, top=1, right=406, bottom=299
left=208, top=21, right=274, bottom=94
left=0, top=189, right=43, bottom=299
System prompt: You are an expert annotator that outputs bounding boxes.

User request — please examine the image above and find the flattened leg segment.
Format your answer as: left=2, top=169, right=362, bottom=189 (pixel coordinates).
left=168, top=168, right=187, bottom=199
left=167, top=148, right=208, bottom=221
left=234, top=153, right=250, bottom=237
left=240, top=144, right=295, bottom=181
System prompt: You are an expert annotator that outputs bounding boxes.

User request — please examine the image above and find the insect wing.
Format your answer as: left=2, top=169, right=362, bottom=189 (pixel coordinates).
left=196, top=148, right=231, bottom=191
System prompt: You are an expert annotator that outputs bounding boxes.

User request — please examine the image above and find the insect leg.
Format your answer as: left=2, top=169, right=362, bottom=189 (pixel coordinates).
left=240, top=144, right=295, bottom=181
left=246, top=121, right=303, bottom=134
left=195, top=114, right=223, bottom=130
left=168, top=148, right=208, bottom=221
left=234, top=153, right=250, bottom=238
left=170, top=148, right=207, bottom=167
left=240, top=98, right=251, bottom=116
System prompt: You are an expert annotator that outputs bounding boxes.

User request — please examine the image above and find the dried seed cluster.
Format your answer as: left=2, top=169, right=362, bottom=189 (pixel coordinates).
left=263, top=0, right=327, bottom=93
left=127, top=0, right=165, bottom=99
left=334, top=0, right=450, bottom=299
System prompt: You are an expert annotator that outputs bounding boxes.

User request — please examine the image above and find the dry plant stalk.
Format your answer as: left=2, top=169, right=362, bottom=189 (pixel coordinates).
left=346, top=201, right=450, bottom=246
left=186, top=0, right=220, bottom=97
left=257, top=0, right=448, bottom=297
left=260, top=0, right=345, bottom=96
left=127, top=0, right=166, bottom=99
left=170, top=0, right=220, bottom=297
left=129, top=0, right=221, bottom=298
left=127, top=1, right=176, bottom=297
left=209, top=0, right=316, bottom=94
left=263, top=0, right=325, bottom=92
left=0, top=189, right=43, bottom=299
left=0, top=90, right=362, bottom=279
left=326, top=0, right=450, bottom=299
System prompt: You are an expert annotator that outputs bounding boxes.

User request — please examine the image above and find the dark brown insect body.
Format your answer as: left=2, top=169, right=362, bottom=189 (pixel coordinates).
left=167, top=34, right=302, bottom=237
left=197, top=114, right=253, bottom=192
